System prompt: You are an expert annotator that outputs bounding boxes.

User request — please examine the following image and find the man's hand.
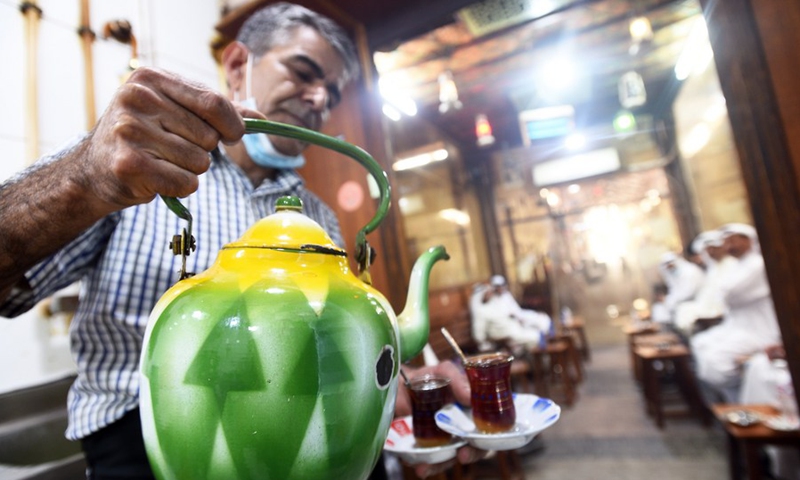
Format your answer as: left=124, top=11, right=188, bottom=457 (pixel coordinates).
left=0, top=67, right=266, bottom=297
left=75, top=67, right=261, bottom=216
left=395, top=361, right=486, bottom=478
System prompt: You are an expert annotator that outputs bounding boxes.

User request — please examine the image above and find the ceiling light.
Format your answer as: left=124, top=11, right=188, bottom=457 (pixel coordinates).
left=541, top=58, right=577, bottom=92
left=393, top=144, right=449, bottom=171
left=382, top=104, right=401, bottom=121
left=378, top=76, right=417, bottom=117
left=546, top=192, right=561, bottom=207
left=629, top=17, right=653, bottom=43
left=568, top=184, right=581, bottom=194
left=564, top=133, right=586, bottom=150
left=439, top=209, right=471, bottom=226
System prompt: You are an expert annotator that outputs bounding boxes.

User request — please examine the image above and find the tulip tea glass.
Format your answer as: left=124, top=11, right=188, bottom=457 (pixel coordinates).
left=464, top=352, right=516, bottom=433
left=409, top=374, right=453, bottom=447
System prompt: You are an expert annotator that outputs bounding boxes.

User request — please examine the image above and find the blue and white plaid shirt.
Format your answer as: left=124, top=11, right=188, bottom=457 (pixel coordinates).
left=0, top=148, right=342, bottom=440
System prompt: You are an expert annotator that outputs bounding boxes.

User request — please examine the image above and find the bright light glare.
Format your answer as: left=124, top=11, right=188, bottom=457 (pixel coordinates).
left=629, top=17, right=653, bottom=42
left=565, top=133, right=586, bottom=150
left=680, top=123, right=712, bottom=157
left=378, top=76, right=418, bottom=117
left=438, top=209, right=471, bottom=226
left=382, top=104, right=401, bottom=121
left=431, top=149, right=449, bottom=161
left=585, top=204, right=630, bottom=263
left=675, top=18, right=713, bottom=81
left=542, top=58, right=577, bottom=92
left=392, top=149, right=449, bottom=171
left=568, top=184, right=581, bottom=194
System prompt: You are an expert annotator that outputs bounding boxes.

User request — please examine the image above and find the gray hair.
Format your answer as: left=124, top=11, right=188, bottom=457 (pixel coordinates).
left=237, top=2, right=360, bottom=86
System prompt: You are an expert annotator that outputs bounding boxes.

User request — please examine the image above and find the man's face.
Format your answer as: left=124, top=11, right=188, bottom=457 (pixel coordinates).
left=247, top=26, right=346, bottom=156
left=725, top=234, right=752, bottom=258
left=706, top=244, right=726, bottom=261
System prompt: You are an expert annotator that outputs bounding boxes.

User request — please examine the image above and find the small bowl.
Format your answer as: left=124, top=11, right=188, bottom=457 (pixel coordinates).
left=435, top=393, right=561, bottom=451
left=764, top=414, right=800, bottom=432
left=383, top=416, right=467, bottom=465
left=725, top=409, right=761, bottom=427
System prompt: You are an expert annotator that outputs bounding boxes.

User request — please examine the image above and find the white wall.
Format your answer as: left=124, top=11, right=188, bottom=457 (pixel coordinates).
left=0, top=0, right=221, bottom=394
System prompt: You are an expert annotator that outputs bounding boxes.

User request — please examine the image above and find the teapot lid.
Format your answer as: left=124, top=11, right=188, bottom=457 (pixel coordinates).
left=223, top=196, right=346, bottom=255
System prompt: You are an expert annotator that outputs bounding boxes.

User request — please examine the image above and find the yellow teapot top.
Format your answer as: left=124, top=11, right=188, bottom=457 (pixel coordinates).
left=225, top=196, right=344, bottom=254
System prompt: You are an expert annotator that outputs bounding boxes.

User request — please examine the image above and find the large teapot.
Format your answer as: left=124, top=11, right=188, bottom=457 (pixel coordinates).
left=139, top=119, right=449, bottom=480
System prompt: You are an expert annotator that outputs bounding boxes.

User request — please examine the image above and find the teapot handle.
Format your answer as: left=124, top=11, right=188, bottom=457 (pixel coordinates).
left=160, top=118, right=391, bottom=282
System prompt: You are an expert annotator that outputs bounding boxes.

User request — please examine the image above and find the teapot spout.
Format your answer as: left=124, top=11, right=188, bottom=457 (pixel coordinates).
left=396, top=245, right=450, bottom=362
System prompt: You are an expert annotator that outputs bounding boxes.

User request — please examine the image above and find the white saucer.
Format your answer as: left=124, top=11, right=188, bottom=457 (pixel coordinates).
left=435, top=393, right=561, bottom=451
left=764, top=414, right=800, bottom=432
left=383, top=416, right=467, bottom=465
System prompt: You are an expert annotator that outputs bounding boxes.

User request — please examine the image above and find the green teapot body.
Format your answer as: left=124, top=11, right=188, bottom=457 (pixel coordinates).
left=140, top=235, right=400, bottom=479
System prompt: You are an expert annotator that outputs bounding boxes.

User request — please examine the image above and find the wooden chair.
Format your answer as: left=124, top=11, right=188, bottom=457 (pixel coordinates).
left=531, top=339, right=577, bottom=406
left=562, top=317, right=591, bottom=362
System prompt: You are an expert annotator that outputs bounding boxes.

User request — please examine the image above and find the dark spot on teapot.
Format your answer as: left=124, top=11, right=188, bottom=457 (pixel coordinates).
left=375, top=346, right=394, bottom=389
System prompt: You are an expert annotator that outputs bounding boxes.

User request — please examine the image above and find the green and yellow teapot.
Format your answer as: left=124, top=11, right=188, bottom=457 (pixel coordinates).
left=139, top=119, right=449, bottom=480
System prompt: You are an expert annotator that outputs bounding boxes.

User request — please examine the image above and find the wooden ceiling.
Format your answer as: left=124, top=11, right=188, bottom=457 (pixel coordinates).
left=328, top=0, right=704, bottom=151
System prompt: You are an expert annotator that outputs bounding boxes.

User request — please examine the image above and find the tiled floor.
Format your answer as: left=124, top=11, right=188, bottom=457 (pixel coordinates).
left=471, top=344, right=729, bottom=479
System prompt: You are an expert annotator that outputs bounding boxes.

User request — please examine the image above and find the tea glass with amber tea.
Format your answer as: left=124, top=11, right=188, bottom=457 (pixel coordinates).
left=409, top=374, right=453, bottom=447
left=464, top=352, right=516, bottom=433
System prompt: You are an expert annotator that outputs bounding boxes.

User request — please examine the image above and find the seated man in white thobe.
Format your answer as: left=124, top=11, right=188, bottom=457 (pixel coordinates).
left=653, top=251, right=705, bottom=324
left=740, top=345, right=800, bottom=480
left=691, top=223, right=783, bottom=402
left=470, top=275, right=552, bottom=354
left=675, top=230, right=739, bottom=335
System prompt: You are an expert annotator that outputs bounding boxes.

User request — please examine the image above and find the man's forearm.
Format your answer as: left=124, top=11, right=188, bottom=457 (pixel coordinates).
left=0, top=140, right=109, bottom=296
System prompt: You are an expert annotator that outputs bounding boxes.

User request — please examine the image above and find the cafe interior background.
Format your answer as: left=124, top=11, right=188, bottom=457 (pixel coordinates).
left=2, top=0, right=799, bottom=477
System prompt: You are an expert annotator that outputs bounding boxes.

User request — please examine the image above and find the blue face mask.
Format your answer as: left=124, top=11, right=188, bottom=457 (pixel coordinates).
left=237, top=55, right=305, bottom=170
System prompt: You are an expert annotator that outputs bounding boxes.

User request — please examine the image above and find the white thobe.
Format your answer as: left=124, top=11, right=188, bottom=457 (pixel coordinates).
left=675, top=256, right=738, bottom=333
left=740, top=353, right=800, bottom=480
left=660, top=258, right=706, bottom=315
left=692, top=250, right=782, bottom=390
left=470, top=290, right=550, bottom=351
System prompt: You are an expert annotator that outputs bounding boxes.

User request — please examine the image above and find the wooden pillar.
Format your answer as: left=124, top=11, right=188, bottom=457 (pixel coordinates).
left=700, top=0, right=800, bottom=399
left=78, top=0, right=96, bottom=130
left=21, top=0, right=42, bottom=164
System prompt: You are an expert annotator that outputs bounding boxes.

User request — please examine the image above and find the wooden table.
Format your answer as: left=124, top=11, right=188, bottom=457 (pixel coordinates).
left=623, top=322, right=661, bottom=382
left=711, top=404, right=800, bottom=480
left=631, top=332, right=681, bottom=383
left=635, top=344, right=709, bottom=428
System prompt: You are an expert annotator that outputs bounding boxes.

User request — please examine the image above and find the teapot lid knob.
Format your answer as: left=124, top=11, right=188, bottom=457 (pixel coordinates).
left=275, top=196, right=303, bottom=212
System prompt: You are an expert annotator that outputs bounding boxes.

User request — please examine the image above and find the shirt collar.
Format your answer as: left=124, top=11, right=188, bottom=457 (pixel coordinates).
left=212, top=147, right=306, bottom=196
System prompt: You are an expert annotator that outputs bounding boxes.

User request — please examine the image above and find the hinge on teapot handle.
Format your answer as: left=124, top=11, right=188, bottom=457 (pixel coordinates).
left=161, top=196, right=195, bottom=280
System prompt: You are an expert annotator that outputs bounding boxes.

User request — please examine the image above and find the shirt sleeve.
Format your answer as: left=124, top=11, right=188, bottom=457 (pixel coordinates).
left=0, top=213, right=120, bottom=318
